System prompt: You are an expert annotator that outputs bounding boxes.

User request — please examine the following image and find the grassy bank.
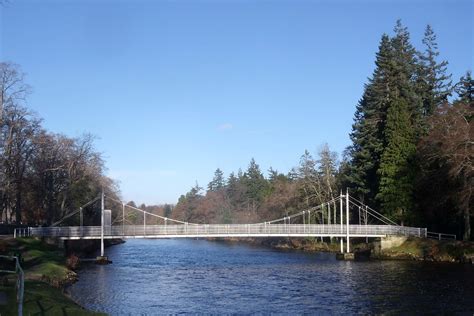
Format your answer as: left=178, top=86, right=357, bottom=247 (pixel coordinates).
left=220, top=236, right=474, bottom=263
left=0, top=237, right=104, bottom=315
left=374, top=237, right=474, bottom=263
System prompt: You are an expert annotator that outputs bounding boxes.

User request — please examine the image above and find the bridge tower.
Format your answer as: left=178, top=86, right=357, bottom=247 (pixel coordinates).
left=97, top=190, right=111, bottom=264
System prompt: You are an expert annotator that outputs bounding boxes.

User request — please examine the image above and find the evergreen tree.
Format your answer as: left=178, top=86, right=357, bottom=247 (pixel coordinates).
left=163, top=204, right=172, bottom=218
left=376, top=98, right=416, bottom=223
left=417, top=25, right=452, bottom=117
left=207, top=168, right=225, bottom=192
left=268, top=167, right=279, bottom=183
left=268, top=167, right=288, bottom=184
left=375, top=21, right=419, bottom=222
left=226, top=171, right=245, bottom=211
left=298, top=150, right=317, bottom=179
left=391, top=19, right=423, bottom=134
left=243, top=158, right=267, bottom=205
left=227, top=172, right=238, bottom=193
left=455, top=71, right=474, bottom=104
left=345, top=34, right=393, bottom=204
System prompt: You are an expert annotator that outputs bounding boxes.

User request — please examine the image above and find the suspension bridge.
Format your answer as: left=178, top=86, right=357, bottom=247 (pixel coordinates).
left=13, top=190, right=441, bottom=258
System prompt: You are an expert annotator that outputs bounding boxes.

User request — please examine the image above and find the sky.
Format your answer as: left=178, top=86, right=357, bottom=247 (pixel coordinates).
left=0, top=0, right=472, bottom=205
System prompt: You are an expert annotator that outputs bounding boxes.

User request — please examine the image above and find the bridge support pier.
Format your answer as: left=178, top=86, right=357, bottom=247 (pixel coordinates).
left=96, top=190, right=111, bottom=264
left=336, top=253, right=355, bottom=260
left=346, top=189, right=350, bottom=253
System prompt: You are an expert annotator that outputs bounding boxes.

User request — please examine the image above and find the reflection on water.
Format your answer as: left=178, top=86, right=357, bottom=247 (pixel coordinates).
left=69, top=239, right=474, bottom=314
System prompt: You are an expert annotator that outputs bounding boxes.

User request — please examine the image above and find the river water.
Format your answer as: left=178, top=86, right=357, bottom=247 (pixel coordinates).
left=69, top=239, right=474, bottom=314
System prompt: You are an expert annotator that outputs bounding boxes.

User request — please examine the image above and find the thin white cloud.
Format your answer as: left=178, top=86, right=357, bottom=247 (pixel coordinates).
left=217, top=123, right=233, bottom=131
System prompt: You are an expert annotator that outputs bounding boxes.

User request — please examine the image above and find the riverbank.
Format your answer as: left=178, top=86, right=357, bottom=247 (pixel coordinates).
left=372, top=237, right=474, bottom=263
left=215, top=236, right=474, bottom=263
left=0, top=237, right=105, bottom=315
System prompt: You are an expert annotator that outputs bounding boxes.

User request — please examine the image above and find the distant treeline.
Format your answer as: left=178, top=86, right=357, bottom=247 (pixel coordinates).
left=140, top=21, right=472, bottom=240
left=0, top=62, right=118, bottom=226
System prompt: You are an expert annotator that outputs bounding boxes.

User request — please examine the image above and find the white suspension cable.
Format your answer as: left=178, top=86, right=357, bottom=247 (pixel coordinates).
left=348, top=196, right=399, bottom=226
left=51, top=195, right=101, bottom=227
left=105, top=195, right=194, bottom=225
left=259, top=196, right=342, bottom=225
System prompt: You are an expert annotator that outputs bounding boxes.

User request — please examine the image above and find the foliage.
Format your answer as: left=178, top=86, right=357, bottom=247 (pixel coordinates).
left=0, top=62, right=118, bottom=225
left=417, top=102, right=473, bottom=240
left=169, top=148, right=338, bottom=224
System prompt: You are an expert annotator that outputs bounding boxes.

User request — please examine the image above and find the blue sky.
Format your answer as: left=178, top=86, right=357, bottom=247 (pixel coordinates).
left=1, top=0, right=472, bottom=204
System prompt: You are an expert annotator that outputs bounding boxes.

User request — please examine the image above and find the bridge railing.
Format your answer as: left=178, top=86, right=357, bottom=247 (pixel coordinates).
left=0, top=255, right=24, bottom=316
left=427, top=231, right=457, bottom=240
left=26, top=224, right=427, bottom=238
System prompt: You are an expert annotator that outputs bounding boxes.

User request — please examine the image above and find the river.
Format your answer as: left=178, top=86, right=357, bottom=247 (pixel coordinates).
left=68, top=239, right=474, bottom=314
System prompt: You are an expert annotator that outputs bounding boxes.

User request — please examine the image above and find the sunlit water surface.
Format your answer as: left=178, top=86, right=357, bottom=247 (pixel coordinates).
left=68, top=239, right=474, bottom=314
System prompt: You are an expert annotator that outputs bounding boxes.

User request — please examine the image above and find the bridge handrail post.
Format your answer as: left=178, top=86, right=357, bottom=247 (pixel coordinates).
left=303, top=211, right=305, bottom=233
left=340, top=191, right=343, bottom=253
left=143, top=211, right=146, bottom=236
left=346, top=189, right=350, bottom=253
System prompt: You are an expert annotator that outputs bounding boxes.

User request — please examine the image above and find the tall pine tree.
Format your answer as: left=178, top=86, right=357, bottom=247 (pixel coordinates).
left=417, top=25, right=452, bottom=117
left=376, top=98, right=416, bottom=223
left=208, top=168, right=225, bottom=192
left=455, top=71, right=473, bottom=105
left=346, top=34, right=393, bottom=205
left=376, top=20, right=419, bottom=223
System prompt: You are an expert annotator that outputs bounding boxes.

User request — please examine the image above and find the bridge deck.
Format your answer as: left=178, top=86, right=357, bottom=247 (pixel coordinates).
left=22, top=224, right=427, bottom=240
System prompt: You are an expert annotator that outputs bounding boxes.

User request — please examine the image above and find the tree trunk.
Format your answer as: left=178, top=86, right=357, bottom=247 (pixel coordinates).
left=462, top=177, right=472, bottom=241
left=15, top=185, right=21, bottom=224
left=463, top=207, right=471, bottom=241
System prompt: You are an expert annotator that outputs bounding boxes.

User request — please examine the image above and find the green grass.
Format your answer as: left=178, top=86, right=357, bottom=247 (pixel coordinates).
left=0, top=280, right=104, bottom=316
left=0, top=281, right=17, bottom=316
left=23, top=280, right=104, bottom=316
left=1, top=238, right=71, bottom=284
left=0, top=238, right=104, bottom=315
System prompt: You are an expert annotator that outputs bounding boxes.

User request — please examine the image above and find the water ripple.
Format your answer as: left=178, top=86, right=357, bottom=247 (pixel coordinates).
left=69, top=239, right=474, bottom=315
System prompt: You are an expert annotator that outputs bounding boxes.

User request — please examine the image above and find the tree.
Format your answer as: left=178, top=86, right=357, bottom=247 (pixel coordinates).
left=417, top=25, right=452, bottom=117
left=243, top=158, right=268, bottom=213
left=0, top=63, right=116, bottom=225
left=172, top=182, right=203, bottom=222
left=297, top=150, right=323, bottom=206
left=28, top=131, right=69, bottom=224
left=1, top=104, right=40, bottom=223
left=316, top=143, right=338, bottom=201
left=391, top=20, right=423, bottom=137
left=207, top=168, right=225, bottom=192
left=455, top=71, right=473, bottom=105
left=376, top=98, right=416, bottom=223
left=163, top=204, right=172, bottom=218
left=0, top=63, right=33, bottom=223
left=418, top=102, right=473, bottom=240
left=374, top=21, right=420, bottom=223
left=345, top=34, right=393, bottom=204
left=0, top=62, right=30, bottom=125
left=268, top=167, right=288, bottom=184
